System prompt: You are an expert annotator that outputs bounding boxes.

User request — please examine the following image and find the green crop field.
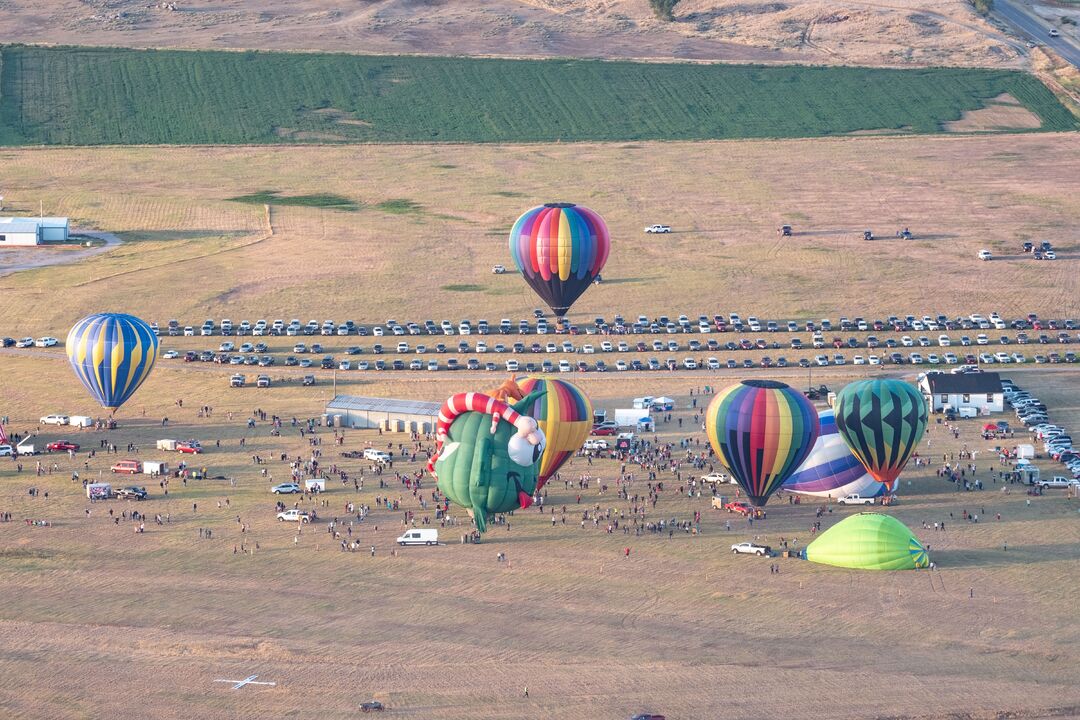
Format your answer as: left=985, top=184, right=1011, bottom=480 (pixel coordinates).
left=0, top=45, right=1075, bottom=146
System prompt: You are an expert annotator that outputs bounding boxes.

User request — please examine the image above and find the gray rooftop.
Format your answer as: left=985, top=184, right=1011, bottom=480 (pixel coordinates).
left=0, top=221, right=40, bottom=234
left=326, top=395, right=441, bottom=416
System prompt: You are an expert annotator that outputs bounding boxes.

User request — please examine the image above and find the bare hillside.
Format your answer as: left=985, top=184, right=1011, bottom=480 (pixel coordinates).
left=1, top=0, right=1026, bottom=68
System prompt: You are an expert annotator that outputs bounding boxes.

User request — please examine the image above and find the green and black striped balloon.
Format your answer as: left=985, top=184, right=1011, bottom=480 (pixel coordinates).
left=833, top=379, right=927, bottom=492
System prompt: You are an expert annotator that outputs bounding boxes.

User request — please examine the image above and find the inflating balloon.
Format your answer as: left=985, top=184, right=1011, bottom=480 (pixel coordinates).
left=508, top=203, right=610, bottom=317
left=517, top=376, right=592, bottom=489
left=783, top=409, right=889, bottom=499
left=427, top=387, right=547, bottom=533
left=705, top=379, right=819, bottom=507
left=806, top=513, right=929, bottom=570
left=833, top=379, right=927, bottom=492
left=66, top=313, right=159, bottom=412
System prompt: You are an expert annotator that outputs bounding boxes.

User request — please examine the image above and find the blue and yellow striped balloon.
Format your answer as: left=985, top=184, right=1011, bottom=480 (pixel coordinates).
left=66, top=313, right=159, bottom=411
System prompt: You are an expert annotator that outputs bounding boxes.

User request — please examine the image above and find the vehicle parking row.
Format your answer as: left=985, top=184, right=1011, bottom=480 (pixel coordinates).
left=197, top=348, right=1079, bottom=377
left=130, top=310, right=1080, bottom=340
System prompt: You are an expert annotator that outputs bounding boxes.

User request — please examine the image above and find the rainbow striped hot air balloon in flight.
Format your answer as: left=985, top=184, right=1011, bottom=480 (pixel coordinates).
left=66, top=313, right=159, bottom=412
left=517, top=376, right=593, bottom=490
left=508, top=203, right=610, bottom=317
left=705, top=379, right=820, bottom=507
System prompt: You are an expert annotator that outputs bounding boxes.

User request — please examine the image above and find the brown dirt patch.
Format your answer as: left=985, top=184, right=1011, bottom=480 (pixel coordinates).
left=944, top=93, right=1045, bottom=131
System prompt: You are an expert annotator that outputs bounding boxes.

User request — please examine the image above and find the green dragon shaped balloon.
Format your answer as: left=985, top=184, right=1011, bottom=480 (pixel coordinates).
left=428, top=383, right=547, bottom=534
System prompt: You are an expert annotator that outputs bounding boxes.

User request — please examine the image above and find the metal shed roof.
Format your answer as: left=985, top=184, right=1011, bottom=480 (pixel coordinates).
left=326, top=395, right=441, bottom=416
left=0, top=221, right=40, bottom=234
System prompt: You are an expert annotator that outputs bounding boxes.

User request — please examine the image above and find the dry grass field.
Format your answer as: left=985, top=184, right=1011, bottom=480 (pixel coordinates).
left=0, top=0, right=1026, bottom=69
left=1, top=133, right=1079, bottom=340
left=1, top=133, right=1079, bottom=718
left=1, top=351, right=1079, bottom=719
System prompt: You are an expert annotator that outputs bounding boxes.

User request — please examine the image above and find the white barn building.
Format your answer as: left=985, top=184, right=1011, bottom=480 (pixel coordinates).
left=325, top=395, right=441, bottom=432
left=0, top=217, right=70, bottom=246
left=918, top=371, right=1004, bottom=415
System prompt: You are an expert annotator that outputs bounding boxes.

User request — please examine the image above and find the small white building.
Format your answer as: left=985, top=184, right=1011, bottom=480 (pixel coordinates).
left=0, top=217, right=70, bottom=245
left=919, top=371, right=1004, bottom=414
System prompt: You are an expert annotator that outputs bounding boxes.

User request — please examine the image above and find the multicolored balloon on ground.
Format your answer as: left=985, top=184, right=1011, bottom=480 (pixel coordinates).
left=517, top=376, right=592, bottom=490
left=833, top=379, right=928, bottom=492
left=508, top=203, right=610, bottom=316
left=783, top=409, right=889, bottom=499
left=66, top=313, right=159, bottom=412
left=806, top=513, right=929, bottom=570
left=427, top=388, right=547, bottom=534
left=705, top=379, right=820, bottom=507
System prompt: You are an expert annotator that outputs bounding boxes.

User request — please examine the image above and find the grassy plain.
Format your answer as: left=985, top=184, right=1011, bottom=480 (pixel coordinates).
left=0, top=132, right=1079, bottom=718
left=0, top=134, right=1079, bottom=338
left=0, top=45, right=1076, bottom=146
left=1, top=352, right=1079, bottom=719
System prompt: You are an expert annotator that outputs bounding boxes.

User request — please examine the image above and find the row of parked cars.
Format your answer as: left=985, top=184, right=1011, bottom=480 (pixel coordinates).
left=143, top=311, right=1078, bottom=340
left=1005, top=379, right=1080, bottom=481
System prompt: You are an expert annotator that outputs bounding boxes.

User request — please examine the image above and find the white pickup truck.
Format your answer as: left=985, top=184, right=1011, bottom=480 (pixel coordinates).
left=731, top=542, right=772, bottom=556
left=837, top=493, right=875, bottom=506
left=644, top=224, right=671, bottom=234
left=1037, top=476, right=1079, bottom=489
left=364, top=448, right=392, bottom=464
left=582, top=439, right=610, bottom=451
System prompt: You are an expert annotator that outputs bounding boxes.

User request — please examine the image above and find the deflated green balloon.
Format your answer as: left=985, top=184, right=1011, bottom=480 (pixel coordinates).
left=806, top=513, right=929, bottom=570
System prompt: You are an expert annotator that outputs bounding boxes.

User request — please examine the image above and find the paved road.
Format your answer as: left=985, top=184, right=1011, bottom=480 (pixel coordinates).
left=994, top=0, right=1080, bottom=68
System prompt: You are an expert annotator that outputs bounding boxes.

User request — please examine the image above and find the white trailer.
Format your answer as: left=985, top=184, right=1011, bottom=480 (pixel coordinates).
left=69, top=416, right=94, bottom=428
left=86, top=482, right=112, bottom=500
left=305, top=478, right=326, bottom=492
left=143, top=460, right=168, bottom=476
left=156, top=439, right=178, bottom=451
left=1015, top=444, right=1035, bottom=460
left=614, top=408, right=650, bottom=427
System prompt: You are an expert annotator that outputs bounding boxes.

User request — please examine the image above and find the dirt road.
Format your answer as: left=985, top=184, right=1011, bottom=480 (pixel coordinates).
left=0, top=231, right=121, bottom=278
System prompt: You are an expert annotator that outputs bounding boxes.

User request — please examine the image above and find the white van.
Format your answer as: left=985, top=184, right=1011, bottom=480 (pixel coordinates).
left=397, top=528, right=438, bottom=546
left=363, top=448, right=392, bottom=464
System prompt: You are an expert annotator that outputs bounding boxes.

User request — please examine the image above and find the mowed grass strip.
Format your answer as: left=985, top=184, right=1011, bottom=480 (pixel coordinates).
left=0, top=45, right=1075, bottom=145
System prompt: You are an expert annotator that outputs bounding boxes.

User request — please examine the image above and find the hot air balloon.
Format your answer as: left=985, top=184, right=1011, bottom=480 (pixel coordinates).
left=66, top=313, right=159, bottom=412
left=427, top=388, right=547, bottom=534
left=508, top=203, right=610, bottom=317
left=705, top=379, right=820, bottom=507
left=833, top=379, right=927, bottom=492
left=806, top=513, right=929, bottom=570
left=783, top=409, right=889, bottom=499
left=517, top=376, right=592, bottom=489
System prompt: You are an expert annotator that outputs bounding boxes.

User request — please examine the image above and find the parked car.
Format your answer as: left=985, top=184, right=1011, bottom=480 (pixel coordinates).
left=39, top=414, right=70, bottom=426
left=277, top=508, right=311, bottom=522
left=271, top=482, right=302, bottom=494
left=46, top=441, right=80, bottom=452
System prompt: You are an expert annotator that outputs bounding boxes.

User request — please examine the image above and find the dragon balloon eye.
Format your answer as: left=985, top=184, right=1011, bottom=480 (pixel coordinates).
left=507, top=429, right=546, bottom=467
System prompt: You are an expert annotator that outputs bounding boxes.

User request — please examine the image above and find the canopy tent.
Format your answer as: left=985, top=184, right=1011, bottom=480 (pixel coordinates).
left=806, top=513, right=929, bottom=570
